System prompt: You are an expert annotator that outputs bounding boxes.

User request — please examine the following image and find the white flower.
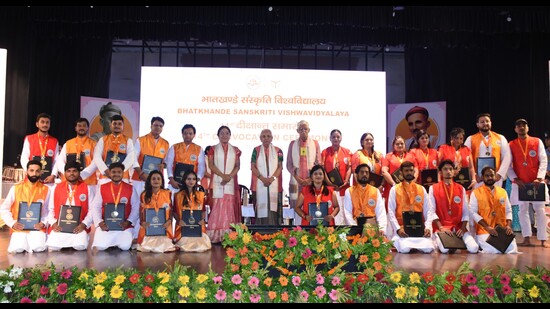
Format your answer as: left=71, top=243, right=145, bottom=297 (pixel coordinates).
left=3, top=285, right=12, bottom=293
left=334, top=253, right=342, bottom=259
left=338, top=233, right=347, bottom=241
left=8, top=267, right=23, bottom=279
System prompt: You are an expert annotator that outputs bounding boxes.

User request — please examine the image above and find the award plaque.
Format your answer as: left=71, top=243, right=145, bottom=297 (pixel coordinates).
left=18, top=202, right=42, bottom=230
left=182, top=209, right=203, bottom=237
left=453, top=167, right=471, bottom=189
left=174, top=163, right=195, bottom=185
left=58, top=205, right=82, bottom=233
left=391, top=169, right=404, bottom=184
left=308, top=202, right=329, bottom=226
left=436, top=231, right=467, bottom=249
left=402, top=211, right=424, bottom=237
left=518, top=182, right=546, bottom=202
left=32, top=156, right=52, bottom=180
left=368, top=173, right=384, bottom=188
left=105, top=151, right=127, bottom=166
left=327, top=169, right=344, bottom=187
left=104, top=203, right=125, bottom=231
left=145, top=208, right=167, bottom=236
left=142, top=155, right=163, bottom=175
left=476, top=157, right=496, bottom=177
left=66, top=152, right=86, bottom=170
left=486, top=225, right=515, bottom=253
left=420, top=169, right=438, bottom=190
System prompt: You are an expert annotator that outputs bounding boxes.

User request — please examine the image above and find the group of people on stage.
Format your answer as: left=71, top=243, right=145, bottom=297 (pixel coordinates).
left=1, top=111, right=549, bottom=256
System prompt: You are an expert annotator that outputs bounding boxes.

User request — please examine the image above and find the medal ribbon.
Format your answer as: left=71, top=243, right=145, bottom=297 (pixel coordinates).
left=442, top=182, right=453, bottom=214
left=110, top=182, right=123, bottom=207
left=401, top=182, right=419, bottom=212
left=315, top=185, right=324, bottom=209
left=67, top=183, right=75, bottom=205
left=26, top=183, right=38, bottom=207
left=481, top=185, right=496, bottom=216
left=38, top=133, right=48, bottom=159
left=517, top=137, right=528, bottom=164
left=481, top=134, right=491, bottom=155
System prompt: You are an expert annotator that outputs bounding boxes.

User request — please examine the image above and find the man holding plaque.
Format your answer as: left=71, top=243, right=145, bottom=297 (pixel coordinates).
left=464, top=113, right=511, bottom=188
left=20, top=113, right=59, bottom=185
left=90, top=162, right=138, bottom=251
left=429, top=160, right=479, bottom=254
left=469, top=166, right=519, bottom=254
left=507, top=118, right=549, bottom=248
left=387, top=161, right=436, bottom=253
left=343, top=163, right=387, bottom=237
left=53, top=117, right=98, bottom=200
left=0, top=160, right=50, bottom=253
left=166, top=124, right=205, bottom=192
left=93, top=115, right=135, bottom=185
left=46, top=161, right=93, bottom=251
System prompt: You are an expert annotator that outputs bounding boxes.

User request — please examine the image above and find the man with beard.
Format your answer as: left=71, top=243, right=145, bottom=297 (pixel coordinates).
left=387, top=160, right=437, bottom=253
left=429, top=160, right=479, bottom=253
left=166, top=124, right=205, bottom=193
left=45, top=161, right=93, bottom=251
left=343, top=163, right=387, bottom=237
left=464, top=113, right=511, bottom=188
left=469, top=166, right=519, bottom=254
left=53, top=118, right=98, bottom=200
left=20, top=113, right=59, bottom=184
left=90, top=162, right=137, bottom=251
left=0, top=160, right=51, bottom=253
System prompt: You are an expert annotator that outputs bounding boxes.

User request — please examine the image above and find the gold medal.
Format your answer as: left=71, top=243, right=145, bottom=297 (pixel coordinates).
left=485, top=152, right=491, bottom=156
left=491, top=211, right=496, bottom=216
left=111, top=153, right=119, bottom=163
left=40, top=156, right=47, bottom=168
left=188, top=210, right=196, bottom=224
left=523, top=161, right=528, bottom=166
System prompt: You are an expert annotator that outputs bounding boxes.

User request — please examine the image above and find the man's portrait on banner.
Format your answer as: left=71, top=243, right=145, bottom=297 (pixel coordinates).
left=80, top=96, right=140, bottom=141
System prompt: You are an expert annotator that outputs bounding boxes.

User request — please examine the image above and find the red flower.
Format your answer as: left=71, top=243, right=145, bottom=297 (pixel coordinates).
left=442, top=299, right=454, bottom=303
left=129, top=273, right=140, bottom=284
left=41, top=271, right=51, bottom=281
left=357, top=274, right=369, bottom=284
left=461, top=285, right=470, bottom=296
left=446, top=273, right=456, bottom=283
left=422, top=271, right=434, bottom=283
left=19, top=279, right=29, bottom=287
left=444, top=283, right=454, bottom=294
left=375, top=272, right=385, bottom=282
left=20, top=297, right=32, bottom=303
left=60, top=269, right=72, bottom=279
left=427, top=285, right=437, bottom=296
left=127, top=290, right=136, bottom=299
left=142, top=286, right=153, bottom=298
left=57, top=283, right=68, bottom=295
left=145, top=274, right=155, bottom=283
left=40, top=285, right=49, bottom=295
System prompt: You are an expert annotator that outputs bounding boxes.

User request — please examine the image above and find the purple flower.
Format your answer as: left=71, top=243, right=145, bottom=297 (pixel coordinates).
left=60, top=269, right=72, bottom=279
left=315, top=286, right=327, bottom=298
left=300, top=291, right=309, bottom=302
left=36, top=298, right=47, bottom=303
left=248, top=276, right=260, bottom=289
left=215, top=290, right=227, bottom=301
left=468, top=285, right=480, bottom=296
left=485, top=287, right=495, bottom=297
left=500, top=274, right=511, bottom=285
left=292, top=276, right=301, bottom=286
left=213, top=276, right=223, bottom=284
left=483, top=275, right=493, bottom=285
left=465, top=273, right=477, bottom=284
left=316, top=273, right=325, bottom=285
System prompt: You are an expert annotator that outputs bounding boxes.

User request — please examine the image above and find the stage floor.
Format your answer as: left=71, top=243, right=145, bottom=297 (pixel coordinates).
left=0, top=227, right=549, bottom=275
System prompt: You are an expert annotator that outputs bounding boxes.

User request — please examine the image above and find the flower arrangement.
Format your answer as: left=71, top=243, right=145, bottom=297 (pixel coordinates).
left=1, top=223, right=549, bottom=303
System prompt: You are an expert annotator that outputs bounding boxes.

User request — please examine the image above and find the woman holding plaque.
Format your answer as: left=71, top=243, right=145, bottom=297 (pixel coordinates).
left=136, top=170, right=176, bottom=253
left=351, top=132, right=385, bottom=189
left=437, top=127, right=477, bottom=191
left=320, top=129, right=352, bottom=225
left=206, top=126, right=241, bottom=244
left=174, top=170, right=211, bottom=252
left=410, top=130, right=439, bottom=188
left=293, top=164, right=340, bottom=226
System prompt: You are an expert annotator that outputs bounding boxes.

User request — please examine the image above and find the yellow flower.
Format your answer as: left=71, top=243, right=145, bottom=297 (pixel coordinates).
left=110, top=285, right=123, bottom=299
left=179, top=300, right=187, bottom=303
left=408, top=286, right=419, bottom=298
left=158, top=272, right=170, bottom=284
left=114, top=274, right=126, bottom=285
left=409, top=272, right=421, bottom=284
left=178, top=275, right=190, bottom=285
left=316, top=243, right=325, bottom=253
left=390, top=271, right=402, bottom=283
left=395, top=286, right=406, bottom=299
left=243, top=233, right=252, bottom=244
left=94, top=272, right=108, bottom=284
left=301, top=235, right=308, bottom=245
left=529, top=285, right=540, bottom=298
left=516, top=288, right=525, bottom=299
left=179, top=286, right=191, bottom=298
left=157, top=285, right=169, bottom=298
left=196, top=274, right=208, bottom=284
left=525, top=274, right=536, bottom=281
left=93, top=285, right=105, bottom=299
left=78, top=272, right=89, bottom=282
left=513, top=275, right=524, bottom=285
left=196, top=287, right=207, bottom=300
left=328, top=234, right=337, bottom=243
left=75, top=289, right=87, bottom=300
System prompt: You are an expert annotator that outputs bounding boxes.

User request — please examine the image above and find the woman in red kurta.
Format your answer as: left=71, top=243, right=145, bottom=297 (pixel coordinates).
left=410, top=130, right=439, bottom=187
left=437, top=127, right=477, bottom=191
left=293, top=164, right=340, bottom=226
left=381, top=136, right=417, bottom=210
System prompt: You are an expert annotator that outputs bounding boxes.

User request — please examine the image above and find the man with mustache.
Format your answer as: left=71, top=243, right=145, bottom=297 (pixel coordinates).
left=387, top=160, right=437, bottom=253
left=469, top=166, right=519, bottom=254
left=0, top=160, right=51, bottom=253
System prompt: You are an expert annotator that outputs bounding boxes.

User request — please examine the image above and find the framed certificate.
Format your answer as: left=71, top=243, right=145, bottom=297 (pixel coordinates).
left=66, top=152, right=86, bottom=170
left=104, top=203, right=125, bottom=231
left=402, top=211, right=424, bottom=237
left=476, top=157, right=496, bottom=177
left=420, top=169, right=438, bottom=191
left=453, top=167, right=471, bottom=189
left=174, top=163, right=195, bottom=185
left=182, top=210, right=203, bottom=237
left=32, top=156, right=53, bottom=180
left=145, top=208, right=167, bottom=236
left=518, top=182, right=546, bottom=202
left=486, top=225, right=515, bottom=253
left=368, top=173, right=384, bottom=188
left=105, top=151, right=127, bottom=166
left=436, top=231, right=467, bottom=249
left=308, top=202, right=329, bottom=226
left=18, top=202, right=42, bottom=230
left=142, top=155, right=163, bottom=175
left=327, top=168, right=344, bottom=187
left=391, top=169, right=404, bottom=184
left=58, top=205, right=82, bottom=233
